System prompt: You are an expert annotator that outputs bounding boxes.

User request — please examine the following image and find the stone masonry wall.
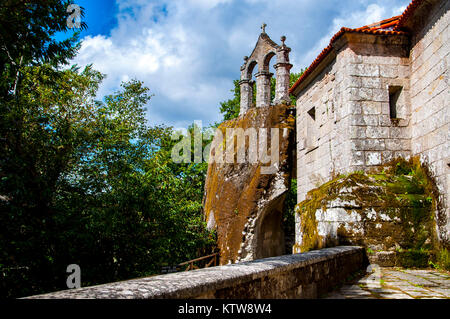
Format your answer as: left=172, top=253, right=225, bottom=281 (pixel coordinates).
left=343, top=34, right=412, bottom=172
left=296, top=34, right=411, bottom=202
left=409, top=0, right=449, bottom=245
left=26, top=246, right=365, bottom=299
left=296, top=33, right=411, bottom=248
left=296, top=56, right=349, bottom=204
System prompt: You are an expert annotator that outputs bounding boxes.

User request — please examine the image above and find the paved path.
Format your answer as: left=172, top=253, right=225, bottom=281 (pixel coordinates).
left=323, top=267, right=450, bottom=299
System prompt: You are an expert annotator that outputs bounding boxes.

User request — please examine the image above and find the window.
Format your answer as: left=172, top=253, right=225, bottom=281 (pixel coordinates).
left=307, top=107, right=316, bottom=121
left=306, top=107, right=318, bottom=152
left=389, top=86, right=402, bottom=119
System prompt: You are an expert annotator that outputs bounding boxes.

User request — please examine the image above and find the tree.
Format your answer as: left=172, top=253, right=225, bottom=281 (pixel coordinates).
left=0, top=2, right=215, bottom=298
left=0, top=0, right=86, bottom=98
left=0, top=64, right=216, bottom=297
left=0, top=1, right=88, bottom=297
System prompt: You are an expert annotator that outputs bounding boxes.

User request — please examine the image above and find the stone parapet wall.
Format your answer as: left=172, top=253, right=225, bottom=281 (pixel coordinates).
left=26, top=246, right=365, bottom=299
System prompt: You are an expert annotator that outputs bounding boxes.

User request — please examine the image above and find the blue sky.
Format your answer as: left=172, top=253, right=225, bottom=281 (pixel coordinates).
left=66, top=0, right=411, bottom=129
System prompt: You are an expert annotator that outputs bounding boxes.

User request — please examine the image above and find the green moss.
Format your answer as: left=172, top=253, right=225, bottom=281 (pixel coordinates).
left=430, top=248, right=450, bottom=271
left=295, top=157, right=439, bottom=263
left=295, top=199, right=321, bottom=252
left=397, top=249, right=431, bottom=268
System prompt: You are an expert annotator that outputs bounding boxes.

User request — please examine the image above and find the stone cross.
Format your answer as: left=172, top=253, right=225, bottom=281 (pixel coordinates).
left=261, top=23, right=267, bottom=33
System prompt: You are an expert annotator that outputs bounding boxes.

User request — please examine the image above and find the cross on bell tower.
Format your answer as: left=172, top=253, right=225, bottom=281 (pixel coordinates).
left=261, top=23, right=267, bottom=33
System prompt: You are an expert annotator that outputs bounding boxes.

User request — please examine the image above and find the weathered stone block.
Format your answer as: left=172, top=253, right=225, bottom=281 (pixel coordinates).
left=348, top=63, right=379, bottom=77
left=366, top=126, right=389, bottom=139
left=379, top=65, right=398, bottom=78
left=386, top=138, right=410, bottom=151
left=372, top=88, right=389, bottom=102
left=363, top=139, right=386, bottom=151
left=361, top=101, right=382, bottom=115
left=365, top=152, right=382, bottom=165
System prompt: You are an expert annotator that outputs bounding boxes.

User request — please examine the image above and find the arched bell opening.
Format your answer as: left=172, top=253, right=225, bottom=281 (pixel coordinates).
left=263, top=51, right=277, bottom=103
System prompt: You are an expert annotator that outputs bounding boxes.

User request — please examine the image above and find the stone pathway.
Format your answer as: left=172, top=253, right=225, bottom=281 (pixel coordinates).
left=323, top=267, right=450, bottom=299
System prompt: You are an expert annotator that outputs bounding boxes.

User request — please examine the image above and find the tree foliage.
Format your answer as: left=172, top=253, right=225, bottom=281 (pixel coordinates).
left=0, top=2, right=215, bottom=298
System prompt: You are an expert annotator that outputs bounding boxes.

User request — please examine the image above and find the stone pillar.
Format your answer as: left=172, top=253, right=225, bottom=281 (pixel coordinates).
left=274, top=36, right=292, bottom=105
left=239, top=79, right=254, bottom=115
left=255, top=71, right=273, bottom=108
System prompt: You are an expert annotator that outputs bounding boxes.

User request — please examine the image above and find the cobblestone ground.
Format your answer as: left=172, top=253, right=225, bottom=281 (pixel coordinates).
left=323, top=267, right=450, bottom=299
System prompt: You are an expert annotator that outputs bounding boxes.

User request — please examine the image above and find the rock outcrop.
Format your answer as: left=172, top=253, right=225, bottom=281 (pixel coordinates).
left=203, top=104, right=295, bottom=265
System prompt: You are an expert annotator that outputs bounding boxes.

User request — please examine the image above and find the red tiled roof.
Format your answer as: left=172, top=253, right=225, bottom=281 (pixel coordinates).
left=289, top=0, right=425, bottom=94
left=394, top=0, right=426, bottom=31
left=354, top=15, right=401, bottom=31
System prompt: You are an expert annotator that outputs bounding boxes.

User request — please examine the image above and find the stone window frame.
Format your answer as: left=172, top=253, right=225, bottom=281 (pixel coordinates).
left=382, top=78, right=410, bottom=126
left=305, top=106, right=319, bottom=153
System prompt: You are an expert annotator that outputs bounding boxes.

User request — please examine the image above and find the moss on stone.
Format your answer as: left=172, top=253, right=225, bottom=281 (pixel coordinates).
left=204, top=104, right=296, bottom=264
left=437, top=249, right=450, bottom=270
left=397, top=249, right=431, bottom=268
left=295, top=157, right=439, bottom=267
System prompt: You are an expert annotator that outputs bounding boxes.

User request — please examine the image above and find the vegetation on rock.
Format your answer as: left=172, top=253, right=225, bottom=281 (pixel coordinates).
left=295, top=157, right=443, bottom=268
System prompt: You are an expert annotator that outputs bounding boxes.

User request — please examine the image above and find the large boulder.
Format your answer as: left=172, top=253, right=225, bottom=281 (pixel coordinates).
left=203, top=104, right=296, bottom=265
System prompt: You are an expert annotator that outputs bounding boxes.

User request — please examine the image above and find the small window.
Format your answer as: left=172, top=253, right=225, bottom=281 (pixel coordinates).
left=307, top=107, right=316, bottom=121
left=389, top=86, right=402, bottom=119
left=306, top=107, right=318, bottom=152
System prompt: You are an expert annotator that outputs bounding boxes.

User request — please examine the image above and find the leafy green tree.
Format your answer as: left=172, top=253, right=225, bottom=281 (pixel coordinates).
left=0, top=0, right=85, bottom=98
left=1, top=63, right=216, bottom=297
left=0, top=1, right=215, bottom=298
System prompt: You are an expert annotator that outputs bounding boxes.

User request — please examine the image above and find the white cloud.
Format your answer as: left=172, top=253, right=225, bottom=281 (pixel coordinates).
left=297, top=2, right=406, bottom=72
left=72, top=0, right=411, bottom=128
left=187, top=0, right=232, bottom=10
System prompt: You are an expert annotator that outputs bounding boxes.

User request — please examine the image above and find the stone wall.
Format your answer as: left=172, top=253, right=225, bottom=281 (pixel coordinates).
left=295, top=0, right=449, bottom=250
left=294, top=159, right=438, bottom=266
left=342, top=34, right=412, bottom=171
left=296, top=33, right=411, bottom=203
left=26, top=246, right=365, bottom=299
left=408, top=0, right=449, bottom=245
left=296, top=54, right=349, bottom=204
left=295, top=33, right=411, bottom=247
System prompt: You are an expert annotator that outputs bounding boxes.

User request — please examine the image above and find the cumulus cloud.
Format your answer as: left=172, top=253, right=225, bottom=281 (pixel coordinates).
left=72, top=0, right=411, bottom=128
left=297, top=2, right=409, bottom=71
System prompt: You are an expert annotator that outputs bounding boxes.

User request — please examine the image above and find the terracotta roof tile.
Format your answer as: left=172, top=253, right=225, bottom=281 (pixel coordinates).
left=394, top=0, right=425, bottom=31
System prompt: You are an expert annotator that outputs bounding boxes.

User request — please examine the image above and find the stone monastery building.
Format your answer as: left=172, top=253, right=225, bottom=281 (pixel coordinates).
left=203, top=0, right=449, bottom=266
left=289, top=0, right=449, bottom=250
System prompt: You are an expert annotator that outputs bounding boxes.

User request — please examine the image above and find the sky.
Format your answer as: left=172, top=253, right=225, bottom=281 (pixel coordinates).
left=66, top=0, right=411, bottom=129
